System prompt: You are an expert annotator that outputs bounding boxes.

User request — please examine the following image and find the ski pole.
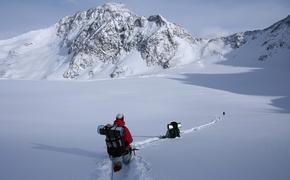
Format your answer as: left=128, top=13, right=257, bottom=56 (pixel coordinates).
left=131, top=148, right=139, bottom=155
left=111, top=162, right=114, bottom=180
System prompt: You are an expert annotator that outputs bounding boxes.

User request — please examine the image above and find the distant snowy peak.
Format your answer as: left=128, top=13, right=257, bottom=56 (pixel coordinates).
left=226, top=14, right=290, bottom=49
left=204, top=15, right=290, bottom=60
left=55, top=3, right=199, bottom=78
left=257, top=15, right=290, bottom=60
left=264, top=14, right=290, bottom=34
left=57, top=3, right=137, bottom=44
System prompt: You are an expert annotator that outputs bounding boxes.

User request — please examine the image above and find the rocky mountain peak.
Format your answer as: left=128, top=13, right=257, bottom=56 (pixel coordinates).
left=54, top=3, right=198, bottom=79
left=148, top=15, right=167, bottom=26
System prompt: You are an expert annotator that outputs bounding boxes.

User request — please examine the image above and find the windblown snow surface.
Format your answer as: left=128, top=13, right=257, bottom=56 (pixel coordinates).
left=1, top=47, right=290, bottom=180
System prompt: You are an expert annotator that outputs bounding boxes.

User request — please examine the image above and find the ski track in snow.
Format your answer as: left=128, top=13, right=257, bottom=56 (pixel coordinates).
left=134, top=115, right=223, bottom=149
left=91, top=115, right=223, bottom=180
left=181, top=116, right=222, bottom=134
left=91, top=156, right=153, bottom=180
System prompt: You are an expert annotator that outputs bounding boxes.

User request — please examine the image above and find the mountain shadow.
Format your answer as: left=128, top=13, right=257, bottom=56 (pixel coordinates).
left=171, top=67, right=290, bottom=113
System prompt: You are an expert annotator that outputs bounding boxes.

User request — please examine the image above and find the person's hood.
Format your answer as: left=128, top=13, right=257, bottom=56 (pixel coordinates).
left=114, top=119, right=125, bottom=126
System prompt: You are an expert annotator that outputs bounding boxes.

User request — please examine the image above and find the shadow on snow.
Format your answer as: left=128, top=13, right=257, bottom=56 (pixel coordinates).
left=170, top=67, right=290, bottom=114
left=31, top=143, right=105, bottom=159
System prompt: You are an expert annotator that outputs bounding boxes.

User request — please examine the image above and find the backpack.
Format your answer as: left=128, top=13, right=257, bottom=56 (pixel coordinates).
left=98, top=124, right=126, bottom=157
left=166, top=121, right=181, bottom=138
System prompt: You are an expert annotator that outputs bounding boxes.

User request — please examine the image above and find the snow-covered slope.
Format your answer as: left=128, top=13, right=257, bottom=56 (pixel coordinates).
left=0, top=26, right=66, bottom=79
left=0, top=3, right=289, bottom=80
left=203, top=15, right=290, bottom=65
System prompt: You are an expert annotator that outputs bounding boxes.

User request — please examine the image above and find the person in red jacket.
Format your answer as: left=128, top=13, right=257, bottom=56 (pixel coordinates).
left=111, top=113, right=133, bottom=171
left=114, top=113, right=133, bottom=152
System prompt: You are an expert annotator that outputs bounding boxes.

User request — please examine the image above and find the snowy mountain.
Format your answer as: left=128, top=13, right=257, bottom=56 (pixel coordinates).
left=203, top=15, right=290, bottom=64
left=56, top=3, right=203, bottom=79
left=0, top=3, right=289, bottom=80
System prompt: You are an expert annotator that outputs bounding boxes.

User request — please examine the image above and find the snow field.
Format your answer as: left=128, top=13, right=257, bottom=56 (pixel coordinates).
left=1, top=70, right=289, bottom=179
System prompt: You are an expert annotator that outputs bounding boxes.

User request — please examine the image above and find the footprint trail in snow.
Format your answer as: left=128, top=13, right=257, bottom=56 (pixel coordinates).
left=92, top=115, right=223, bottom=179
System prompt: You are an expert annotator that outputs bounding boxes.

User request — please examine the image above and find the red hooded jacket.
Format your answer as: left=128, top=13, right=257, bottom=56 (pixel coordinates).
left=114, top=119, right=133, bottom=150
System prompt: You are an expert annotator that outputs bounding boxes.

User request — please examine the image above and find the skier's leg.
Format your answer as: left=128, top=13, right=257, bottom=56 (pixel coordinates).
left=122, top=150, right=133, bottom=165
left=110, top=156, right=122, bottom=172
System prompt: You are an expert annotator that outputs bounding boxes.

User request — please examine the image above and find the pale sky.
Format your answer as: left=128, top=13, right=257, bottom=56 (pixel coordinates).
left=0, top=0, right=289, bottom=40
